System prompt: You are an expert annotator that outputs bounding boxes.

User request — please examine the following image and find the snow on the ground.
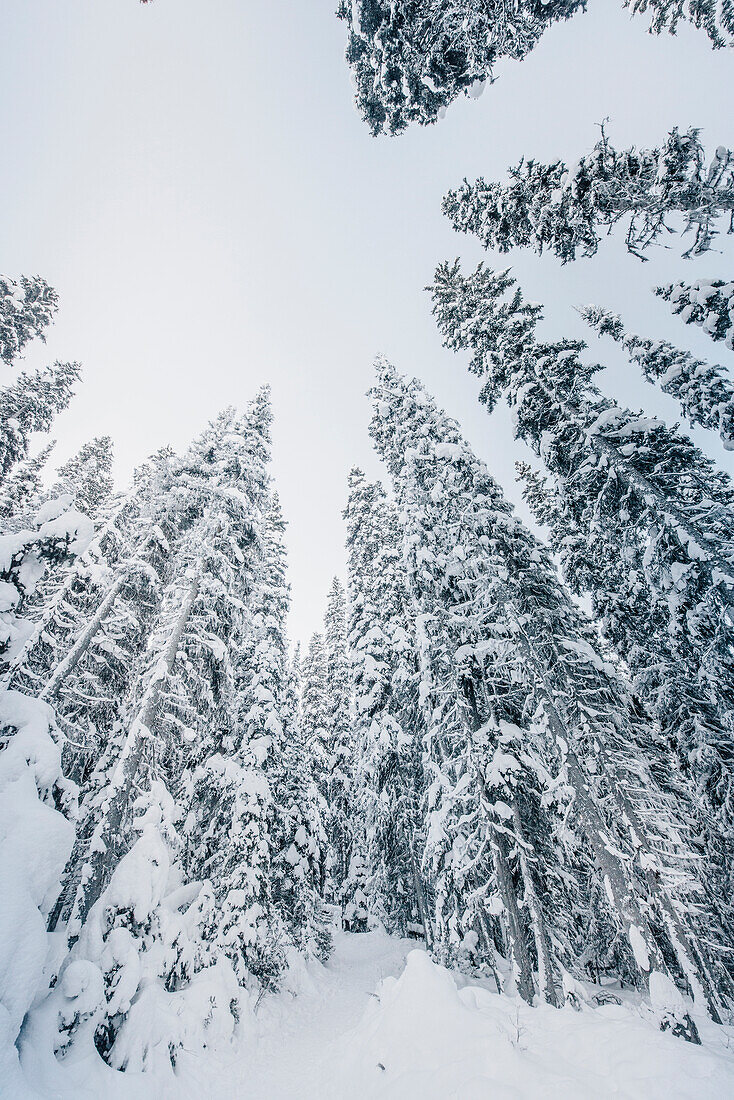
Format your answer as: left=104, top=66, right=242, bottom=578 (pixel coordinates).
left=329, top=944, right=734, bottom=1100
left=13, top=930, right=734, bottom=1099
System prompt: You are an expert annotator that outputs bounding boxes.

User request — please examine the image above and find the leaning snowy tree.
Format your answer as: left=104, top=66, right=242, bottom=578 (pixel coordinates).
left=12, top=391, right=333, bottom=1076
left=443, top=127, right=734, bottom=261
left=579, top=304, right=734, bottom=449
left=369, top=359, right=733, bottom=1033
left=430, top=260, right=734, bottom=879
left=336, top=0, right=583, bottom=135
left=656, top=278, right=734, bottom=352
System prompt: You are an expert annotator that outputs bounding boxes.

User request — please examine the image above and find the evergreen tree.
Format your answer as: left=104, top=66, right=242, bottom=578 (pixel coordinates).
left=301, top=633, right=331, bottom=853
left=274, top=642, right=332, bottom=961
left=0, top=441, right=55, bottom=520
left=656, top=277, right=734, bottom=351
left=625, top=0, right=734, bottom=48
left=34, top=393, right=332, bottom=1071
left=54, top=436, right=115, bottom=515
left=0, top=274, right=58, bottom=366
left=430, top=260, right=734, bottom=872
left=343, top=467, right=431, bottom=940
left=0, top=494, right=94, bottom=667
left=323, top=576, right=353, bottom=896
left=369, top=359, right=732, bottom=1028
left=443, top=127, right=734, bottom=261
left=0, top=361, right=80, bottom=484
left=336, top=0, right=583, bottom=135
left=580, top=304, right=734, bottom=449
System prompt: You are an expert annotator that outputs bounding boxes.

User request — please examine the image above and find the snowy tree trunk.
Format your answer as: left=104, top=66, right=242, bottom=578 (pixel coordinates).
left=476, top=908, right=503, bottom=995
left=596, top=744, right=725, bottom=1025
left=48, top=574, right=200, bottom=936
left=405, top=821, right=433, bottom=948
left=511, top=801, right=560, bottom=1007
left=489, top=822, right=536, bottom=1004
left=38, top=572, right=127, bottom=701
left=2, top=498, right=137, bottom=691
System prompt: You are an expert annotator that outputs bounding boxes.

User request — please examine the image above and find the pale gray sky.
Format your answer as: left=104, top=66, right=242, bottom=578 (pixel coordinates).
left=2, top=1, right=733, bottom=643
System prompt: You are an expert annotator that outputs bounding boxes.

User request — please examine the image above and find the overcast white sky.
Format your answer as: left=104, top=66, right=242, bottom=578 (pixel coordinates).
left=2, top=1, right=733, bottom=643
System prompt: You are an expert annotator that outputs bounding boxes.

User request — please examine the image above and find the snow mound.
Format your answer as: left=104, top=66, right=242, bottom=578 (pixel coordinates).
left=0, top=691, right=75, bottom=1097
left=331, top=949, right=734, bottom=1100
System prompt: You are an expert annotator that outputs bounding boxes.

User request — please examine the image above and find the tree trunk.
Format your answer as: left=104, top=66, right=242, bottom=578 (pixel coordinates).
left=511, top=801, right=560, bottom=1007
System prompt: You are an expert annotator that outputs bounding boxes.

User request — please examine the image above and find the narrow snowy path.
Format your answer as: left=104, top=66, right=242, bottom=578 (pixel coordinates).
left=214, top=931, right=415, bottom=1100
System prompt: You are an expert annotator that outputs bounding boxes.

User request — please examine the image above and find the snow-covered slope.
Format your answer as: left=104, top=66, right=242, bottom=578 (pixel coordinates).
left=15, top=930, right=734, bottom=1099
left=330, top=942, right=734, bottom=1100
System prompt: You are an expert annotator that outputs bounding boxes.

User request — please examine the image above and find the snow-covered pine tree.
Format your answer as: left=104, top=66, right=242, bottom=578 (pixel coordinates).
left=580, top=304, right=734, bottom=449
left=0, top=273, right=58, bottom=366
left=37, top=393, right=329, bottom=1073
left=44, top=416, right=249, bottom=1067
left=343, top=467, right=430, bottom=941
left=0, top=441, right=55, bottom=519
left=255, top=521, right=332, bottom=965
left=336, top=0, right=583, bottom=135
left=0, top=363, right=80, bottom=487
left=300, top=632, right=332, bottom=892
left=3, top=462, right=169, bottom=797
left=274, top=641, right=332, bottom=961
left=442, top=128, right=734, bottom=261
left=369, top=359, right=732, bottom=1030
left=53, top=437, right=115, bottom=516
left=322, top=576, right=353, bottom=897
left=0, top=275, right=77, bottom=488
left=626, top=0, right=734, bottom=48
left=430, top=260, right=734, bottom=876
left=656, top=278, right=734, bottom=352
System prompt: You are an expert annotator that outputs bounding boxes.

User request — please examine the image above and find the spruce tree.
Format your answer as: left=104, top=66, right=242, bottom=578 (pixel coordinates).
left=343, top=467, right=431, bottom=940
left=0, top=274, right=58, bottom=366
left=443, top=128, right=734, bottom=261
left=54, top=437, right=115, bottom=516
left=274, top=642, right=332, bottom=961
left=323, top=576, right=353, bottom=896
left=300, top=632, right=331, bottom=880
left=369, top=359, right=732, bottom=1028
left=430, top=260, right=734, bottom=871
left=336, top=0, right=583, bottom=135
left=656, top=278, right=734, bottom=352
left=0, top=361, right=80, bottom=484
left=36, top=393, right=331, bottom=1071
left=580, top=304, right=734, bottom=449
left=0, top=441, right=55, bottom=520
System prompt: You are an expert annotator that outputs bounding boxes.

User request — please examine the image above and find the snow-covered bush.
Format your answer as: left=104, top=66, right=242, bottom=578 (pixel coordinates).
left=0, top=691, right=76, bottom=1084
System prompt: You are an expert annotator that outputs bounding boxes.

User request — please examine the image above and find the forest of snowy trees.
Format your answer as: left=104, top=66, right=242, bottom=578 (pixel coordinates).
left=3, top=2, right=734, bottom=1097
